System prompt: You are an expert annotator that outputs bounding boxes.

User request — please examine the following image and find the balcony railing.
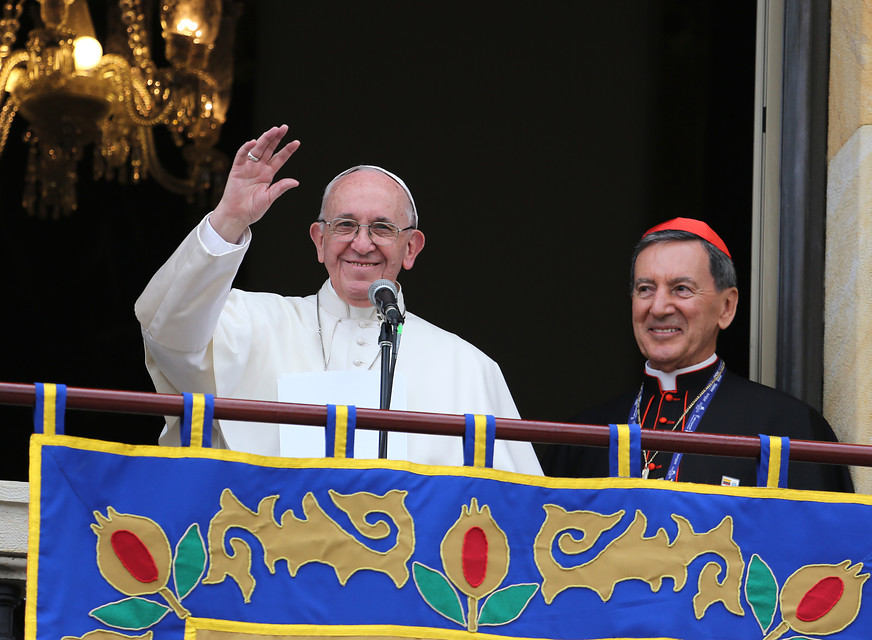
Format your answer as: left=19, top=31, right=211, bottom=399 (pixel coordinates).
left=2, top=380, right=872, bottom=640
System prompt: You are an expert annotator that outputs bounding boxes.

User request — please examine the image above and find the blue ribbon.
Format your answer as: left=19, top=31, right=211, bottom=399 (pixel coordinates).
left=325, top=404, right=356, bottom=458
left=180, top=393, right=214, bottom=448
left=608, top=423, right=642, bottom=478
left=33, top=383, right=66, bottom=435
left=757, top=435, right=790, bottom=488
left=463, top=414, right=495, bottom=468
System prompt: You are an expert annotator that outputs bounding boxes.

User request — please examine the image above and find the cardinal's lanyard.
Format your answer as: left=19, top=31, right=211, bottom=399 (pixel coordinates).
left=630, top=360, right=725, bottom=481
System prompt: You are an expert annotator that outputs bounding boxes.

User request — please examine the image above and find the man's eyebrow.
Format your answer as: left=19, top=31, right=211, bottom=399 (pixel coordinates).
left=666, top=276, right=699, bottom=287
left=633, top=276, right=698, bottom=286
left=333, top=214, right=396, bottom=223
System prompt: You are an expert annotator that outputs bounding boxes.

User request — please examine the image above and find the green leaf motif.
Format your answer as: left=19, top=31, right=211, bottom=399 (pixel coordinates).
left=412, top=562, right=465, bottom=626
left=479, top=583, right=540, bottom=626
left=174, top=523, right=207, bottom=600
left=90, top=598, right=170, bottom=630
left=745, top=553, right=778, bottom=633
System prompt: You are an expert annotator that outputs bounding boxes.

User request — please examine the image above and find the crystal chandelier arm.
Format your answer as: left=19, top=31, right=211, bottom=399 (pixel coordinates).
left=97, top=54, right=174, bottom=127
left=140, top=126, right=199, bottom=195
left=161, top=67, right=221, bottom=104
left=0, top=0, right=24, bottom=60
left=0, top=48, right=27, bottom=99
left=190, top=68, right=219, bottom=94
left=0, top=94, right=20, bottom=155
left=158, top=67, right=223, bottom=138
left=120, top=0, right=161, bottom=82
left=0, top=50, right=27, bottom=155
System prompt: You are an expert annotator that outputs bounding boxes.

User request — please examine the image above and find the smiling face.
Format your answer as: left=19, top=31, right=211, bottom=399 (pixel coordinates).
left=309, top=170, right=425, bottom=307
left=631, top=240, right=738, bottom=373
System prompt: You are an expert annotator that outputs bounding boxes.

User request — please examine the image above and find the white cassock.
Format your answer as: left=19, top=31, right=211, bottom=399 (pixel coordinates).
left=134, top=215, right=543, bottom=475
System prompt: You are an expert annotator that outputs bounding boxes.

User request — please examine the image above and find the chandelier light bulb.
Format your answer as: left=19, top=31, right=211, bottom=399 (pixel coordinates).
left=175, top=18, right=200, bottom=39
left=5, top=68, right=24, bottom=93
left=73, top=36, right=103, bottom=71
left=163, top=0, right=222, bottom=46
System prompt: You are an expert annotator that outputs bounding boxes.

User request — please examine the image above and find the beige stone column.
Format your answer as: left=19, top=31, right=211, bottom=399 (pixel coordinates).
left=825, top=0, right=872, bottom=493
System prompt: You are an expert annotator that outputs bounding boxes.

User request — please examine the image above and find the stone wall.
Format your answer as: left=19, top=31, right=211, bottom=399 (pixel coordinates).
left=825, top=0, right=872, bottom=493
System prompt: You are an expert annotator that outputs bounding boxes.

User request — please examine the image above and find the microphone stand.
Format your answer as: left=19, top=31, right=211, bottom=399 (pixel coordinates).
left=377, top=317, right=400, bottom=458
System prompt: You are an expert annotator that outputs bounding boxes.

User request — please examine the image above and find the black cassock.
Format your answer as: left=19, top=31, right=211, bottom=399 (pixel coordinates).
left=540, top=359, right=854, bottom=492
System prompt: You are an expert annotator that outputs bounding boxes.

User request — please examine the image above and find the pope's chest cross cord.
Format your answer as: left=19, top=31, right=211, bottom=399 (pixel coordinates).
left=316, top=291, right=381, bottom=371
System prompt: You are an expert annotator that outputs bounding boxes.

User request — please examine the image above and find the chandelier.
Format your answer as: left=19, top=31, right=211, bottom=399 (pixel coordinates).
left=0, top=0, right=240, bottom=217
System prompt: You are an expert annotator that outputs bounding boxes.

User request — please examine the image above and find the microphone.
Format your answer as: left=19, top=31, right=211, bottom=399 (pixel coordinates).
left=368, top=279, right=403, bottom=324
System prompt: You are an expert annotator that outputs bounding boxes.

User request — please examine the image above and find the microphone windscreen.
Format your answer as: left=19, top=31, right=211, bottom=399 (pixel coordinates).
left=368, top=279, right=397, bottom=306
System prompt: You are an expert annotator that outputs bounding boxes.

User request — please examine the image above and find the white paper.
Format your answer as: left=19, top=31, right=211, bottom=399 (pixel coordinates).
left=277, top=371, right=407, bottom=460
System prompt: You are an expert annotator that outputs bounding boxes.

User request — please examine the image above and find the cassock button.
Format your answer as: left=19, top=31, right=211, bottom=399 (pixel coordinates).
left=356, top=336, right=367, bottom=345
left=658, top=416, right=668, bottom=424
left=353, top=359, right=364, bottom=367
left=664, top=393, right=674, bottom=401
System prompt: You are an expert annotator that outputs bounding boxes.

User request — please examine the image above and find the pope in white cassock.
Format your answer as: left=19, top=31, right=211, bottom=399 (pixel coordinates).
left=135, top=125, right=542, bottom=475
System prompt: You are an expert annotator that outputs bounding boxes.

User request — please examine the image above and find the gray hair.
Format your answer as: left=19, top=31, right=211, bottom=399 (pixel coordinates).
left=630, top=229, right=737, bottom=292
left=318, top=165, right=418, bottom=228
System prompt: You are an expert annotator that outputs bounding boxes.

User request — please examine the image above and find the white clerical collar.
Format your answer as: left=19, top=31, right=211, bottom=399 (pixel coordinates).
left=645, top=354, right=719, bottom=392
left=318, top=280, right=406, bottom=319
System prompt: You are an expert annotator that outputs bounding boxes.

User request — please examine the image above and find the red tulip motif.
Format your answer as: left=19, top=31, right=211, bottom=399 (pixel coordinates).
left=91, top=507, right=190, bottom=618
left=439, top=498, right=511, bottom=631
left=777, top=561, right=868, bottom=637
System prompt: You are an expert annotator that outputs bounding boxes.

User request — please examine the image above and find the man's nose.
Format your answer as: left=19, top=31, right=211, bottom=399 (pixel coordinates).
left=649, top=289, right=675, bottom=315
left=350, top=225, right=376, bottom=251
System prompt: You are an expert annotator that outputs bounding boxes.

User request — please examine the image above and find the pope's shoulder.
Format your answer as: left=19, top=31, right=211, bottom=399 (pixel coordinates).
left=400, top=310, right=501, bottom=365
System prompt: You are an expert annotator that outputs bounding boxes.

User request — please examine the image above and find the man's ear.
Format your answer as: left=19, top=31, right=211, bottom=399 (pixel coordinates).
left=309, top=222, right=326, bottom=263
left=718, top=287, right=739, bottom=330
left=401, top=230, right=426, bottom=270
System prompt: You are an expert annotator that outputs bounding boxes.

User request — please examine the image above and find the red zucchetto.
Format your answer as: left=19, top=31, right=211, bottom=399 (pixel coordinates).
left=642, top=217, right=731, bottom=259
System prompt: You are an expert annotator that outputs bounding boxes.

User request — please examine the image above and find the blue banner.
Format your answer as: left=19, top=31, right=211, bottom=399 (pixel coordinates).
left=27, top=434, right=872, bottom=640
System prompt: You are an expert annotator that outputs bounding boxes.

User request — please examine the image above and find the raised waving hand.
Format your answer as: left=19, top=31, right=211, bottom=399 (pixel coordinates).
left=210, top=125, right=301, bottom=243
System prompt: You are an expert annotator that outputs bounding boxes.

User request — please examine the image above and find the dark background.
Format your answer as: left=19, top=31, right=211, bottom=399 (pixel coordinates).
left=0, top=1, right=757, bottom=481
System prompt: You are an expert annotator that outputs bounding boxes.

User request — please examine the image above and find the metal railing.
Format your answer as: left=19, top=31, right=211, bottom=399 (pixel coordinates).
left=2, top=381, right=872, bottom=467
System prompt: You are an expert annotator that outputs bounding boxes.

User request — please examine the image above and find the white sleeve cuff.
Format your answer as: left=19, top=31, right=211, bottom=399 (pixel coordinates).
left=200, top=213, right=251, bottom=255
